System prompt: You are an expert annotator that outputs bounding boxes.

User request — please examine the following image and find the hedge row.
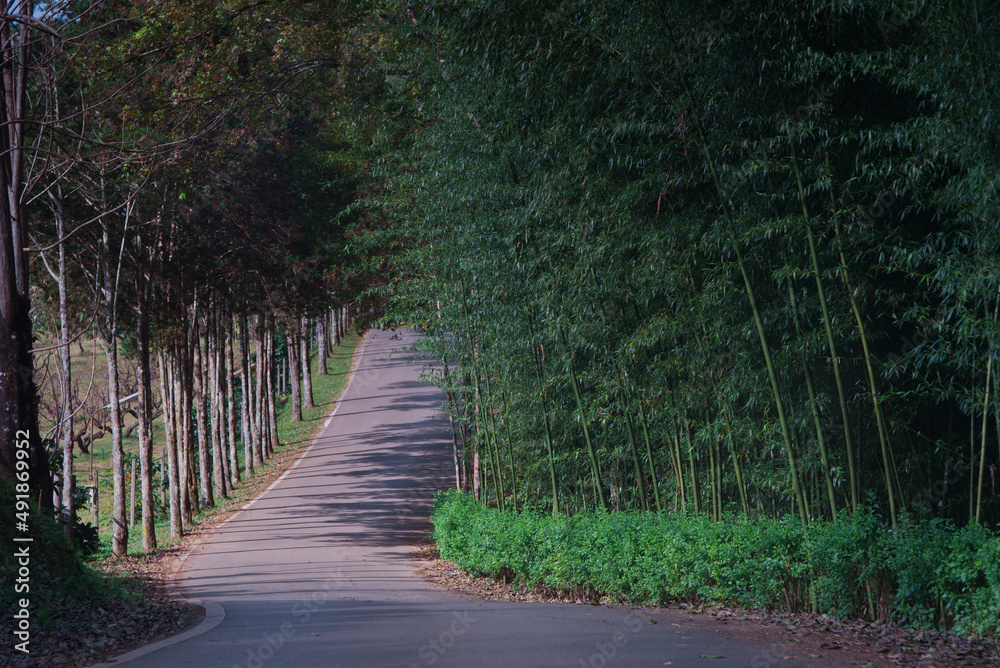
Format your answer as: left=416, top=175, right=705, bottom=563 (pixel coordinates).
left=432, top=491, right=1000, bottom=636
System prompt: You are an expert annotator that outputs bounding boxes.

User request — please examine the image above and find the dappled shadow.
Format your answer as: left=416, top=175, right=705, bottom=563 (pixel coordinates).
left=180, top=328, right=456, bottom=604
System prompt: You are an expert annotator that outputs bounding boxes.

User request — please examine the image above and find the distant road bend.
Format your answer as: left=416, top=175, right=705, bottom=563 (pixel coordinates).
left=99, top=329, right=843, bottom=668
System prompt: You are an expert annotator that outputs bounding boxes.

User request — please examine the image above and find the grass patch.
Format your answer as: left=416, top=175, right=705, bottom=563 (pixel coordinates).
left=1, top=474, right=192, bottom=666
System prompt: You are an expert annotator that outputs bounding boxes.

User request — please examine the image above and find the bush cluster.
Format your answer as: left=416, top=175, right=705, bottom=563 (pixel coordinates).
left=432, top=491, right=1000, bottom=637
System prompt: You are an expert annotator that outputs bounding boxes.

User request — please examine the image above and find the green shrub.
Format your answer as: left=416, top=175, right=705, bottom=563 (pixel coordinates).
left=807, top=509, right=887, bottom=620
left=431, top=491, right=1000, bottom=637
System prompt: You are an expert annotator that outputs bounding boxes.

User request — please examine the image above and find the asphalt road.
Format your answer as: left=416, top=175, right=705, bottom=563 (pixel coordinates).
left=98, top=329, right=830, bottom=668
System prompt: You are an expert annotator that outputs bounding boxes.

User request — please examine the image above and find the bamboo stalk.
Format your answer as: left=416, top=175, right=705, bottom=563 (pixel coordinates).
left=665, top=25, right=808, bottom=528
left=672, top=429, right=686, bottom=511
left=625, top=407, right=649, bottom=511
left=502, top=410, right=518, bottom=511
left=833, top=219, right=898, bottom=528
left=443, top=357, right=463, bottom=490
left=975, top=296, right=999, bottom=522
left=727, top=421, right=750, bottom=519
left=475, top=372, right=504, bottom=510
left=527, top=313, right=560, bottom=514
left=790, top=146, right=858, bottom=513
left=684, top=420, right=702, bottom=515
left=708, top=435, right=719, bottom=520
left=637, top=402, right=662, bottom=511
left=788, top=282, right=838, bottom=519
left=560, top=327, right=607, bottom=510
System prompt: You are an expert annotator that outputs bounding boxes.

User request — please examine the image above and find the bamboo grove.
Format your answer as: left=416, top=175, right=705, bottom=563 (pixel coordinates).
left=379, top=0, right=1000, bottom=529
left=0, top=1, right=397, bottom=556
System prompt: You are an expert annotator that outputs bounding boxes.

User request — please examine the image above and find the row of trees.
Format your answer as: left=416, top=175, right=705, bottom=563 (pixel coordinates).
left=377, top=0, right=1000, bottom=529
left=142, top=307, right=352, bottom=550
left=0, top=1, right=402, bottom=555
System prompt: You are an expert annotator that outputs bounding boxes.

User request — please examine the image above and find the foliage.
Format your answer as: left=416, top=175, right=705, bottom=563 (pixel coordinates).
left=0, top=477, right=104, bottom=613
left=433, top=490, right=1000, bottom=636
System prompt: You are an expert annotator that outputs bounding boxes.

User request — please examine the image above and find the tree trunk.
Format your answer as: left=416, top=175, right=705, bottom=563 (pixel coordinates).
left=266, top=321, right=279, bottom=453
left=97, top=213, right=128, bottom=556
left=226, top=317, right=240, bottom=486
left=183, top=319, right=198, bottom=517
left=176, top=339, right=193, bottom=524
left=102, top=330, right=127, bottom=556
left=301, top=317, right=315, bottom=409
left=207, top=305, right=227, bottom=501
left=46, top=192, right=75, bottom=537
left=174, top=342, right=189, bottom=523
left=240, top=310, right=255, bottom=474
left=253, top=315, right=266, bottom=464
left=192, top=303, right=213, bottom=508
left=323, top=315, right=332, bottom=358
left=316, top=316, right=328, bottom=375
left=286, top=319, right=302, bottom=420
left=158, top=349, right=182, bottom=538
left=136, top=285, right=156, bottom=551
left=0, top=11, right=50, bottom=511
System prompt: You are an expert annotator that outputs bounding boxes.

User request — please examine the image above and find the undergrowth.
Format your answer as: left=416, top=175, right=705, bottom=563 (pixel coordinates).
left=432, top=490, right=1000, bottom=637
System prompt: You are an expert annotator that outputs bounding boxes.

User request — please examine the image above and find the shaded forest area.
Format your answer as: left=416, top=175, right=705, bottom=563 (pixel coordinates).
left=386, top=0, right=1000, bottom=635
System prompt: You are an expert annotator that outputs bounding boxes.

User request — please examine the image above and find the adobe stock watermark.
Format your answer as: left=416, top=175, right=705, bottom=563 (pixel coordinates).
left=907, top=458, right=969, bottom=510
left=668, top=0, right=752, bottom=71
left=885, top=295, right=960, bottom=374
left=230, top=568, right=349, bottom=668
left=750, top=650, right=784, bottom=667
left=395, top=472, right=453, bottom=523
left=407, top=610, right=477, bottom=667
left=11, top=428, right=33, bottom=656
left=576, top=610, right=644, bottom=668
left=717, top=82, right=834, bottom=201
left=877, top=0, right=926, bottom=42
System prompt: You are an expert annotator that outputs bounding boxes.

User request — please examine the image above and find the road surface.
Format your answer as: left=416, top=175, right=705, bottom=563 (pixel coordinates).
left=98, top=329, right=840, bottom=668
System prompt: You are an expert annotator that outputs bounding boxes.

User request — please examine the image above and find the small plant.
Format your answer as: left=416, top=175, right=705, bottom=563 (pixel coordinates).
left=73, top=521, right=101, bottom=556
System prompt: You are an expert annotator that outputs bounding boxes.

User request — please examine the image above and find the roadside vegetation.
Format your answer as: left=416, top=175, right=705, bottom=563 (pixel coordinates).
left=84, top=333, right=363, bottom=556
left=434, top=491, right=1000, bottom=637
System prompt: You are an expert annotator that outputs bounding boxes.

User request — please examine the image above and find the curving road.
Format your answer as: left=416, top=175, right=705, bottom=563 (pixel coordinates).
left=97, top=330, right=850, bottom=668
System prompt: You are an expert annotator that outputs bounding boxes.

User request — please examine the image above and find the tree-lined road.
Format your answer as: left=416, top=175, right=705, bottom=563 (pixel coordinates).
left=98, top=330, right=839, bottom=667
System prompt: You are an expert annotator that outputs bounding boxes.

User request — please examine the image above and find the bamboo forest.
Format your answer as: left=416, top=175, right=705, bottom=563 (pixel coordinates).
left=400, top=1, right=1000, bottom=528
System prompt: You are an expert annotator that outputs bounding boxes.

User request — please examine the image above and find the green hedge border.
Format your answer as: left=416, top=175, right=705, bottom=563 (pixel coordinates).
left=432, top=491, right=1000, bottom=637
